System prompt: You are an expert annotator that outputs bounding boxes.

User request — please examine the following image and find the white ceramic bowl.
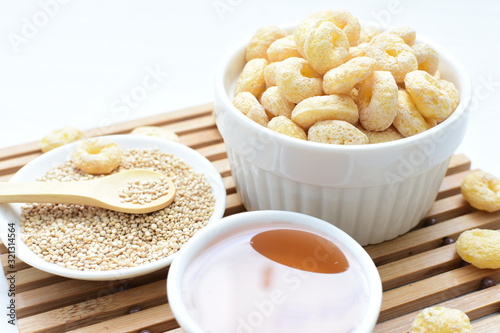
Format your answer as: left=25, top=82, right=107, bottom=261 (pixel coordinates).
left=167, top=210, right=382, bottom=333
left=213, top=25, right=472, bottom=245
left=0, top=135, right=226, bottom=280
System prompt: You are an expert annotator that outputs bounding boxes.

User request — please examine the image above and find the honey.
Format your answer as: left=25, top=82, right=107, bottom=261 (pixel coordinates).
left=250, top=229, right=349, bottom=274
left=181, top=222, right=371, bottom=332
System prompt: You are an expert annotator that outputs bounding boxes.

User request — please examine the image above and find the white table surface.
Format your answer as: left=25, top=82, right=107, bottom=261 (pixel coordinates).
left=1, top=0, right=499, bottom=178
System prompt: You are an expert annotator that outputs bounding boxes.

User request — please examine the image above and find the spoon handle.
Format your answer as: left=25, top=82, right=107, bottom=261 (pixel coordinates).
left=0, top=180, right=96, bottom=205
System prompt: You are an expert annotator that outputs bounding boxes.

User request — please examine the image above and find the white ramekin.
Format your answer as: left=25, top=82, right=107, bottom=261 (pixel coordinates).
left=167, top=210, right=383, bottom=333
left=213, top=26, right=472, bottom=245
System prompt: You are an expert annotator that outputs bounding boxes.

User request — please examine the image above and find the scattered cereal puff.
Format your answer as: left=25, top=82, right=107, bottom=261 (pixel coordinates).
left=246, top=25, right=288, bottom=62
left=130, top=126, right=179, bottom=142
left=461, top=170, right=500, bottom=212
left=72, top=139, right=123, bottom=175
left=455, top=228, right=500, bottom=269
left=308, top=120, right=368, bottom=145
left=409, top=307, right=472, bottom=333
left=267, top=116, right=307, bottom=140
left=39, top=127, right=84, bottom=153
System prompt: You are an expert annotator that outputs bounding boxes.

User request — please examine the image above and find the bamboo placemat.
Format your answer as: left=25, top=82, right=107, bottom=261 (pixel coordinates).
left=1, top=103, right=499, bottom=332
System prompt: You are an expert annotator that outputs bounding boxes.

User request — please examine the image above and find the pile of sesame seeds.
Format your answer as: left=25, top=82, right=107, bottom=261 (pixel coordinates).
left=20, top=148, right=216, bottom=271
left=119, top=177, right=171, bottom=204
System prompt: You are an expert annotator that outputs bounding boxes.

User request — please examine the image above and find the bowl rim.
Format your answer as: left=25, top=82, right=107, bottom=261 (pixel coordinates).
left=214, top=22, right=472, bottom=154
left=0, top=134, right=226, bottom=281
left=167, top=210, right=383, bottom=333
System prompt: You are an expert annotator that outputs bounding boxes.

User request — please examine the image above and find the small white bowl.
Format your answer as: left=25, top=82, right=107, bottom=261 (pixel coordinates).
left=0, top=135, right=226, bottom=281
left=167, top=210, right=382, bottom=333
left=213, top=24, right=472, bottom=245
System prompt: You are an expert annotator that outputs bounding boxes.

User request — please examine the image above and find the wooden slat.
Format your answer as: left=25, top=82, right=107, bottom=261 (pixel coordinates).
left=18, top=280, right=168, bottom=333
left=472, top=314, right=500, bottom=332
left=374, top=285, right=500, bottom=332
left=365, top=210, right=500, bottom=266
left=379, top=266, right=500, bottom=322
left=0, top=104, right=498, bottom=333
left=11, top=267, right=67, bottom=293
left=378, top=244, right=461, bottom=291
left=16, top=267, right=168, bottom=317
left=446, top=153, right=471, bottom=175
left=66, top=304, right=178, bottom=333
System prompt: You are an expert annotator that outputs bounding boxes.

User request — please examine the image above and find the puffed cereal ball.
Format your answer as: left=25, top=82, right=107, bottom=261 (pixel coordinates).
left=409, top=307, right=472, bottom=333
left=266, top=35, right=302, bottom=62
left=267, top=116, right=307, bottom=140
left=455, top=228, right=500, bottom=269
left=412, top=43, right=439, bottom=76
left=72, top=139, right=123, bottom=175
left=358, top=24, right=380, bottom=44
left=130, top=126, right=179, bottom=142
left=264, top=62, right=280, bottom=87
left=323, top=56, right=376, bottom=95
left=393, top=89, right=435, bottom=137
left=260, top=86, right=295, bottom=119
left=439, top=79, right=460, bottom=111
left=302, top=19, right=350, bottom=74
left=461, top=170, right=500, bottom=212
left=246, top=25, right=288, bottom=61
left=359, top=125, right=404, bottom=144
left=368, top=34, right=418, bottom=83
left=233, top=92, right=269, bottom=127
left=294, top=18, right=319, bottom=57
left=308, top=120, right=368, bottom=145
left=404, top=70, right=453, bottom=122
left=275, top=57, right=323, bottom=104
left=382, top=26, right=416, bottom=46
left=39, top=126, right=84, bottom=153
left=348, top=42, right=371, bottom=60
left=291, top=95, right=359, bottom=131
left=357, top=71, right=398, bottom=131
left=309, top=9, right=361, bottom=46
left=235, top=58, right=268, bottom=98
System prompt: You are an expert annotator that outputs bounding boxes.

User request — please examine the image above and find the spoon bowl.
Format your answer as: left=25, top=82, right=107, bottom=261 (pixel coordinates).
left=0, top=169, right=176, bottom=214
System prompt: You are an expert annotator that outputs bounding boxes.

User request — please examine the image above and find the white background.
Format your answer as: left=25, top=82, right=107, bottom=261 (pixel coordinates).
left=0, top=0, right=499, bottom=178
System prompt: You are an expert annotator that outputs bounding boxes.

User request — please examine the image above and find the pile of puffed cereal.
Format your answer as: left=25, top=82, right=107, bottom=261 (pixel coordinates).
left=233, top=9, right=460, bottom=145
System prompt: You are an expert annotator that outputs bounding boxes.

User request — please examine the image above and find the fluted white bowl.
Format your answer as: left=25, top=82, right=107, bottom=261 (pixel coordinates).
left=167, top=210, right=382, bottom=333
left=213, top=25, right=472, bottom=245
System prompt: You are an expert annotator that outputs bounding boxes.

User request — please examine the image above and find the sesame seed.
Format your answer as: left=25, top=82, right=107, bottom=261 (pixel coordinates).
left=20, top=148, right=216, bottom=271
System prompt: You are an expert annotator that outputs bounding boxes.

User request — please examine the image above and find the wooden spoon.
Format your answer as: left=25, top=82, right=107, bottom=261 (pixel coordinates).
left=0, top=169, right=176, bottom=214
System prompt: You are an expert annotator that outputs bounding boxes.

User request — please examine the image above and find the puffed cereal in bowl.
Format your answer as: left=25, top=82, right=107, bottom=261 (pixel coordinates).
left=0, top=135, right=226, bottom=280
left=214, top=9, right=471, bottom=245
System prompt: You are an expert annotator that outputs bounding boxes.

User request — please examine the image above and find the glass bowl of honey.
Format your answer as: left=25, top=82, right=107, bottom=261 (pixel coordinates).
left=167, top=210, right=382, bottom=333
